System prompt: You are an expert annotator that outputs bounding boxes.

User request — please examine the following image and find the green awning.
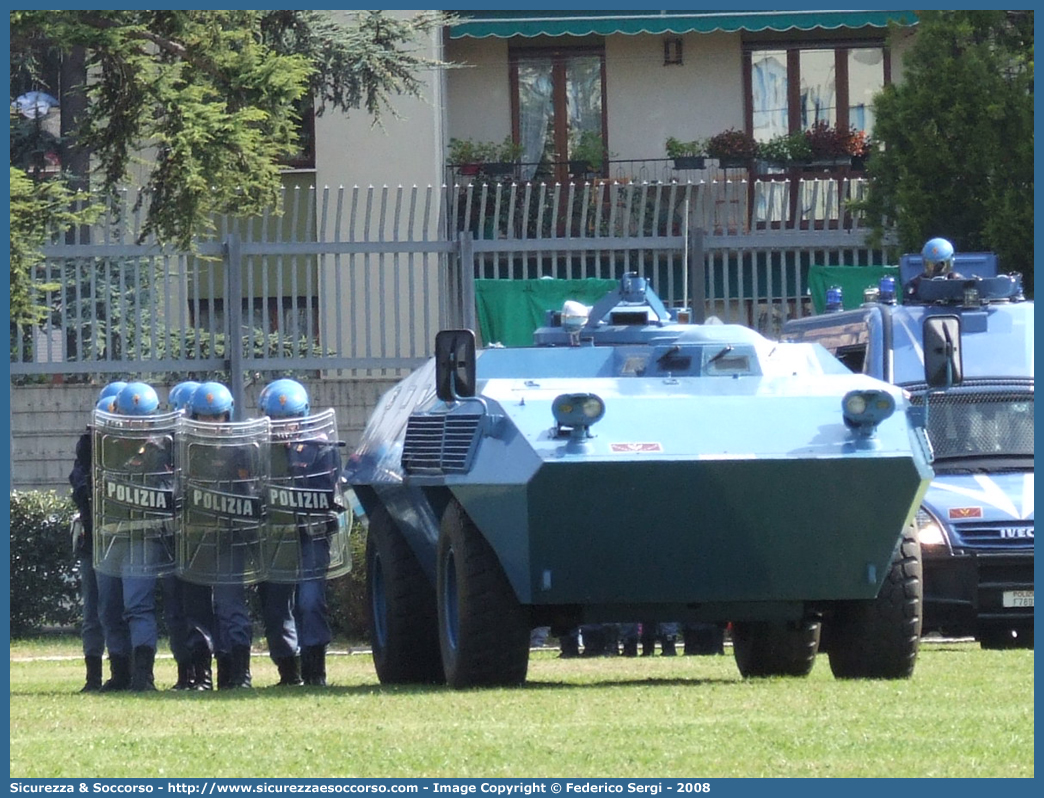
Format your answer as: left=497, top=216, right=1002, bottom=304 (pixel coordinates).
left=449, top=10, right=918, bottom=39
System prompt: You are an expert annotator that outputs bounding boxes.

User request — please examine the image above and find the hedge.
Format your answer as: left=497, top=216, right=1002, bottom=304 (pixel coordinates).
left=9, top=490, right=370, bottom=641
left=10, top=490, right=81, bottom=636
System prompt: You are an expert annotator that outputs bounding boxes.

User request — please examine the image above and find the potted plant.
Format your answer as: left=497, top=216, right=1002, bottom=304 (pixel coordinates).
left=482, top=135, right=525, bottom=175
left=756, top=131, right=812, bottom=169
left=569, top=130, right=610, bottom=175
left=665, top=137, right=707, bottom=170
left=447, top=136, right=523, bottom=176
left=803, top=121, right=869, bottom=168
left=706, top=128, right=758, bottom=169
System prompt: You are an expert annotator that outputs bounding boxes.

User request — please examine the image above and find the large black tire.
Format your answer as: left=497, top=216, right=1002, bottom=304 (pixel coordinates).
left=827, top=526, right=922, bottom=679
left=732, top=620, right=821, bottom=678
left=437, top=499, right=530, bottom=689
left=366, top=505, right=444, bottom=684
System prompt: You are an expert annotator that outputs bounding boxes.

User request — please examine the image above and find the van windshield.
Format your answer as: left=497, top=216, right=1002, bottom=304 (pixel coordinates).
left=917, top=392, right=1034, bottom=468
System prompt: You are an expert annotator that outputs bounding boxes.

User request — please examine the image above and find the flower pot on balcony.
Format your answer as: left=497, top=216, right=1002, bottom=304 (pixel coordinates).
left=672, top=156, right=706, bottom=170
left=481, top=161, right=518, bottom=176
left=458, top=163, right=481, bottom=176
left=717, top=157, right=752, bottom=170
left=801, top=156, right=852, bottom=171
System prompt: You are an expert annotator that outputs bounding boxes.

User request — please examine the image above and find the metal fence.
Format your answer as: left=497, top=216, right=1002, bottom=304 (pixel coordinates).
left=12, top=177, right=891, bottom=390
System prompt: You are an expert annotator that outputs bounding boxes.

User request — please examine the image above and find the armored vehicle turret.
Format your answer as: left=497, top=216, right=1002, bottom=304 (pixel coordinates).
left=348, top=274, right=934, bottom=688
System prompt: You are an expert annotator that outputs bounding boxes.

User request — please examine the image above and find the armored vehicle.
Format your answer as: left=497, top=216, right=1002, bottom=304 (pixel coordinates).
left=347, top=274, right=934, bottom=688
left=783, top=249, right=1033, bottom=649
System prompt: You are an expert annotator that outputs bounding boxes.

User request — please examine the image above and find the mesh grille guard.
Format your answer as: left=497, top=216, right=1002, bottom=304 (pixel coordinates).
left=401, top=413, right=483, bottom=475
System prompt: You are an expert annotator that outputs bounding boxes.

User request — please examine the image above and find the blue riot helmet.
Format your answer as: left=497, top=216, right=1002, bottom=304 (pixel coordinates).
left=259, top=378, right=309, bottom=419
left=114, top=382, right=159, bottom=416
left=922, top=237, right=955, bottom=278
left=168, top=380, right=201, bottom=412
left=98, top=381, right=127, bottom=403
left=190, top=382, right=234, bottom=421
left=96, top=395, right=117, bottom=413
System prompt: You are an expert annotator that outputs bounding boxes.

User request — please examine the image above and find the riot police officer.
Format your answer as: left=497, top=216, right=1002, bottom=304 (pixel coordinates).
left=259, top=378, right=338, bottom=686
left=188, top=381, right=256, bottom=689
left=69, top=381, right=131, bottom=691
left=95, top=381, right=169, bottom=691
left=905, top=237, right=960, bottom=300
left=160, top=380, right=216, bottom=690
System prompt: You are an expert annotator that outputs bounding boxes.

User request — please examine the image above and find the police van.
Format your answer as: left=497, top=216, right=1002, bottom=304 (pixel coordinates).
left=782, top=241, right=1033, bottom=649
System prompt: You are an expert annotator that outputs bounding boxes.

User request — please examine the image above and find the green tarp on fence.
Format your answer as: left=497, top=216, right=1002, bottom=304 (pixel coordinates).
left=475, top=278, right=619, bottom=347
left=806, top=265, right=901, bottom=313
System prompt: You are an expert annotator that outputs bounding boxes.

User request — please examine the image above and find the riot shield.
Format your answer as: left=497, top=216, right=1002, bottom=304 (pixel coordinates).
left=263, top=408, right=352, bottom=583
left=178, top=416, right=269, bottom=585
left=92, top=408, right=179, bottom=578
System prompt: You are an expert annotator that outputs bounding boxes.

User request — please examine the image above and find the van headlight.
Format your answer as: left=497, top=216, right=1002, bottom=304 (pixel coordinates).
left=914, top=507, right=947, bottom=548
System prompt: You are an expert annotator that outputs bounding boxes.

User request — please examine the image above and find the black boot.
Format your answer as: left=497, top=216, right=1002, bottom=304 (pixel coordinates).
left=580, top=627, right=605, bottom=657
left=622, top=639, right=638, bottom=658
left=301, top=646, right=327, bottom=686
left=227, top=645, right=252, bottom=689
left=661, top=636, right=678, bottom=657
left=81, top=655, right=103, bottom=692
left=274, top=655, right=304, bottom=686
left=558, top=633, right=580, bottom=659
left=99, top=655, right=132, bottom=692
left=170, top=661, right=195, bottom=691
left=215, top=653, right=232, bottom=690
left=130, top=646, right=157, bottom=692
left=192, top=646, right=213, bottom=691
left=640, top=624, right=656, bottom=656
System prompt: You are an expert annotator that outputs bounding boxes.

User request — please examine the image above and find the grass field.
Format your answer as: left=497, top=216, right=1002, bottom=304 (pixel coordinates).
left=9, top=636, right=1034, bottom=779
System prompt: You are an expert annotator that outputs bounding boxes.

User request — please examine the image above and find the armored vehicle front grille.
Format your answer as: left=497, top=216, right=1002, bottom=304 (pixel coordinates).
left=401, top=414, right=482, bottom=475
left=953, top=521, right=1034, bottom=549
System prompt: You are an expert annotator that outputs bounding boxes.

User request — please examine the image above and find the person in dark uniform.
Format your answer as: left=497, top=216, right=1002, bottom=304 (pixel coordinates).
left=904, top=237, right=960, bottom=301
left=69, top=382, right=130, bottom=691
left=95, top=381, right=170, bottom=691
left=187, top=381, right=257, bottom=690
left=259, top=378, right=340, bottom=686
left=160, top=380, right=216, bottom=690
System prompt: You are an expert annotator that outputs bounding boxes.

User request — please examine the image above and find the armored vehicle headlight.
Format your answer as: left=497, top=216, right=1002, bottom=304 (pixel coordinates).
left=842, top=389, right=895, bottom=437
left=914, top=507, right=947, bottom=548
left=553, top=393, right=606, bottom=439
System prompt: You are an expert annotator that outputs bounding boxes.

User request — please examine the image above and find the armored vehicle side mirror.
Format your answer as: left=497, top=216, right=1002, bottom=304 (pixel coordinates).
left=923, top=315, right=963, bottom=389
left=435, top=329, right=477, bottom=401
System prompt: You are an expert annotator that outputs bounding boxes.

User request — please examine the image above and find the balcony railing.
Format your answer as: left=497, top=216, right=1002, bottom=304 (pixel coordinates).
left=446, top=158, right=870, bottom=236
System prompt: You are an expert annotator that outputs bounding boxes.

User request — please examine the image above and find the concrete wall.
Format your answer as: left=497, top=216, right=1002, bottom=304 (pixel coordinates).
left=443, top=37, right=513, bottom=146
left=604, top=32, right=743, bottom=160
left=11, top=378, right=399, bottom=495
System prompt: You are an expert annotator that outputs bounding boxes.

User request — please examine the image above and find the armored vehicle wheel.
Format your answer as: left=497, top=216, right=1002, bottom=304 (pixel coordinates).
left=732, top=620, right=820, bottom=678
left=827, top=527, right=922, bottom=679
left=366, top=505, right=444, bottom=684
left=437, top=499, right=530, bottom=689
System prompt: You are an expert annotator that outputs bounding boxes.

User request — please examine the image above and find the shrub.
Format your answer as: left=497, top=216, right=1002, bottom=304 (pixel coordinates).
left=447, top=136, right=523, bottom=165
left=10, top=490, right=81, bottom=637
left=706, top=128, right=758, bottom=160
left=758, top=131, right=813, bottom=163
left=665, top=136, right=707, bottom=158
left=326, top=519, right=370, bottom=641
left=804, top=121, right=870, bottom=159
left=8, top=489, right=372, bottom=642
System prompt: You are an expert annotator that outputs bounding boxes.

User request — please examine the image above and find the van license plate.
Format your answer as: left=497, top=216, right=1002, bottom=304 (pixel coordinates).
left=1002, top=590, right=1033, bottom=608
